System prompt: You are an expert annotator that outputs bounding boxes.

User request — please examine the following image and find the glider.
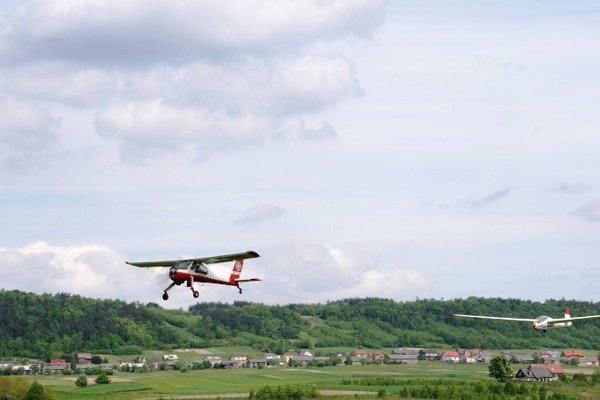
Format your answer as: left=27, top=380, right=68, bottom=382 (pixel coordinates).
left=451, top=308, right=600, bottom=331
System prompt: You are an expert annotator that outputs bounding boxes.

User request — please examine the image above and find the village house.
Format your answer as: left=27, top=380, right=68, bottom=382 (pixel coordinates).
left=371, top=351, right=385, bottom=363
left=75, top=363, right=115, bottom=373
left=203, top=355, right=222, bottom=367
left=537, top=351, right=561, bottom=364
left=76, top=352, right=92, bottom=364
left=162, top=354, right=178, bottom=361
left=389, top=349, right=418, bottom=364
left=247, top=358, right=268, bottom=368
left=540, top=363, right=564, bottom=378
left=264, top=353, right=281, bottom=361
left=418, top=349, right=438, bottom=360
left=441, top=351, right=460, bottom=363
left=283, top=350, right=313, bottom=365
left=388, top=353, right=418, bottom=364
left=561, top=350, right=584, bottom=359
left=353, top=349, right=371, bottom=359
left=515, top=365, right=556, bottom=382
left=579, top=356, right=599, bottom=367
left=509, top=353, right=535, bottom=364
left=45, top=359, right=69, bottom=374
left=457, top=349, right=477, bottom=363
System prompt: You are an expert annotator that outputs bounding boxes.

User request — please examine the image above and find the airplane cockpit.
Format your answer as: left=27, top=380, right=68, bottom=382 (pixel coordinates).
left=193, top=261, right=208, bottom=274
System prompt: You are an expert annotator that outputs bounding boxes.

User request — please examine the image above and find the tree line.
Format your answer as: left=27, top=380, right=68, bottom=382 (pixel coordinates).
left=2, top=290, right=600, bottom=359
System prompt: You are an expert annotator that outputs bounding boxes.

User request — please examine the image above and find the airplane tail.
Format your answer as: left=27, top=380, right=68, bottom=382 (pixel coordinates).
left=564, top=307, right=571, bottom=319
left=229, top=259, right=244, bottom=283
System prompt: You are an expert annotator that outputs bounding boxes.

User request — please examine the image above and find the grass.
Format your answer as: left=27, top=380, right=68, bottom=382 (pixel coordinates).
left=14, top=361, right=600, bottom=400
left=21, top=363, right=492, bottom=400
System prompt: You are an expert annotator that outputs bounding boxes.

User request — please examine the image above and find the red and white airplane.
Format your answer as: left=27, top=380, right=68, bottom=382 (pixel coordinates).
left=126, top=250, right=260, bottom=300
left=451, top=308, right=600, bottom=331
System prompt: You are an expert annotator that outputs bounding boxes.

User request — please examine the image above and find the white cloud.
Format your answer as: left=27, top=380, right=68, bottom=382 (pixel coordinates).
left=4, top=63, right=116, bottom=107
left=263, top=243, right=431, bottom=302
left=0, top=96, right=59, bottom=169
left=95, top=99, right=272, bottom=162
left=574, top=200, right=600, bottom=223
left=0, top=242, right=138, bottom=299
left=0, top=0, right=385, bottom=65
left=234, top=204, right=285, bottom=225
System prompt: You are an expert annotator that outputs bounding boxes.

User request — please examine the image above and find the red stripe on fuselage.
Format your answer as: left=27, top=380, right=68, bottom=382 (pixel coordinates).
left=170, top=270, right=235, bottom=286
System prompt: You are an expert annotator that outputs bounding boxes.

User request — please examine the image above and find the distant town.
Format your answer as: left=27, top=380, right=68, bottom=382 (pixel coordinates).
left=2, top=347, right=598, bottom=382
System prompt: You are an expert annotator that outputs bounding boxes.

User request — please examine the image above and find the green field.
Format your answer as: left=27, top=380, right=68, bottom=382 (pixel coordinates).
left=11, top=362, right=600, bottom=400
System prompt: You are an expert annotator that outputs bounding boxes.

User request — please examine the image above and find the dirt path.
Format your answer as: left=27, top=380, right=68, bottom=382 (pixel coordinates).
left=136, top=389, right=378, bottom=400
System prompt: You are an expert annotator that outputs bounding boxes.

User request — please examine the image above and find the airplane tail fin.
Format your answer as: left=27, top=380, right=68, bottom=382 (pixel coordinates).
left=564, top=307, right=571, bottom=319
left=229, top=259, right=244, bottom=283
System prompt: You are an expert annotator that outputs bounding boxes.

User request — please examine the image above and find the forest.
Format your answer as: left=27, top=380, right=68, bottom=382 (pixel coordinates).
left=2, top=289, right=600, bottom=359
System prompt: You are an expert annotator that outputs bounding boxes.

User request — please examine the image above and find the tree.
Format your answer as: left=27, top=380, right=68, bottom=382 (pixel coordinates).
left=488, top=355, right=512, bottom=382
left=75, top=374, right=88, bottom=387
left=95, top=371, right=111, bottom=384
left=24, top=381, right=45, bottom=400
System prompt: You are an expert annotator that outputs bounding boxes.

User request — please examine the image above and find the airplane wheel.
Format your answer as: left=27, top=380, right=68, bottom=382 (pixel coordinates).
left=193, top=291, right=199, bottom=298
left=239, top=288, right=243, bottom=294
left=162, top=292, right=169, bottom=301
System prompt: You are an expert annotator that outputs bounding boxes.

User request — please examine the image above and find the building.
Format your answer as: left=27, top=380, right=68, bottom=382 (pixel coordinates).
left=515, top=365, right=557, bottom=381
left=418, top=349, right=438, bottom=360
left=76, top=353, right=92, bottom=364
left=388, top=353, right=418, bottom=364
left=441, top=351, right=460, bottom=363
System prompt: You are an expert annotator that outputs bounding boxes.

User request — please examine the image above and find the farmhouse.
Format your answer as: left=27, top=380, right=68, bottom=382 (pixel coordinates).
left=388, top=353, right=418, bottom=364
left=515, top=365, right=556, bottom=381
left=441, top=351, right=460, bottom=363
left=418, top=349, right=438, bottom=360
left=561, top=350, right=584, bottom=358
left=76, top=352, right=92, bottom=364
left=579, top=357, right=599, bottom=366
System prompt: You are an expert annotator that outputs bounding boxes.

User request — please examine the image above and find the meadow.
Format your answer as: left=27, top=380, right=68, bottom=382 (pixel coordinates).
left=17, top=362, right=600, bottom=400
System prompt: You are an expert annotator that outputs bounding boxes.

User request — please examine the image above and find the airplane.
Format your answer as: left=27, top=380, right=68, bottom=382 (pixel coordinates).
left=126, top=250, right=260, bottom=300
left=450, top=308, right=600, bottom=331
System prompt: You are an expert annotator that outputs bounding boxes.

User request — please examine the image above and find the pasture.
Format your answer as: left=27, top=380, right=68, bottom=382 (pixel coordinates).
left=27, top=362, right=490, bottom=400
left=18, top=361, right=600, bottom=400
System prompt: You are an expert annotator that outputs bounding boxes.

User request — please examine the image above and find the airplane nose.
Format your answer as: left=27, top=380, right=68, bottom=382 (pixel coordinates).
left=169, top=267, right=177, bottom=279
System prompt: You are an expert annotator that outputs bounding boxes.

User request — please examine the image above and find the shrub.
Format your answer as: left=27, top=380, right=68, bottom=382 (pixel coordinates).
left=75, top=375, right=88, bottom=387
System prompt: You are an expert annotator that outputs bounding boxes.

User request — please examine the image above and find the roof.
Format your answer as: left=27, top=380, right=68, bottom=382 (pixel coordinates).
left=442, top=351, right=460, bottom=357
left=561, top=350, right=584, bottom=357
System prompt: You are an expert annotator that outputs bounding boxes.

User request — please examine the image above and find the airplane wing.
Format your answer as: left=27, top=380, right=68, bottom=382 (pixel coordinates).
left=548, top=315, right=600, bottom=324
left=126, top=250, right=260, bottom=268
left=451, top=313, right=536, bottom=323
left=235, top=278, right=262, bottom=283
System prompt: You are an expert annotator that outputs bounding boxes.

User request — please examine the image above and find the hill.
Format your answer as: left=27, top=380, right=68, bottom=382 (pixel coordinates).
left=1, top=290, right=600, bottom=359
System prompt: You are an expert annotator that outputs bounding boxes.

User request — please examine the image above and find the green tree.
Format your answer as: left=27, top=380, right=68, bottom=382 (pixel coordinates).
left=488, top=355, right=512, bottom=382
left=95, top=371, right=111, bottom=384
left=24, top=381, right=45, bottom=400
left=75, top=374, right=88, bottom=387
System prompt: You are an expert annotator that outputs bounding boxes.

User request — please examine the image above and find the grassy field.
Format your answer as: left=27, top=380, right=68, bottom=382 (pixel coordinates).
left=11, top=361, right=600, bottom=400
left=22, top=362, right=490, bottom=400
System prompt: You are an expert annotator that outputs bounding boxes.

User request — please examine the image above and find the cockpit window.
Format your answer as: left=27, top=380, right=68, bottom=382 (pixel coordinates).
left=193, top=261, right=208, bottom=274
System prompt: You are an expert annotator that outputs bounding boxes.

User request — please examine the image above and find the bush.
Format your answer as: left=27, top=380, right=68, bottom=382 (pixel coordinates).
left=75, top=375, right=88, bottom=387
left=95, top=372, right=111, bottom=384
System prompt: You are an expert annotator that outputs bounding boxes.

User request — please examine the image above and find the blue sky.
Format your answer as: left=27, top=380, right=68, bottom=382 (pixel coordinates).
left=1, top=1, right=600, bottom=309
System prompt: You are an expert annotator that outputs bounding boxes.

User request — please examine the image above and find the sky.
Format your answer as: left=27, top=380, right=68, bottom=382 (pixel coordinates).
left=1, top=0, right=600, bottom=309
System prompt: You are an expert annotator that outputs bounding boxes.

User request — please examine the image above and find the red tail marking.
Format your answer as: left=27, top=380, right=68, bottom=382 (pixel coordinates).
left=229, top=259, right=244, bottom=283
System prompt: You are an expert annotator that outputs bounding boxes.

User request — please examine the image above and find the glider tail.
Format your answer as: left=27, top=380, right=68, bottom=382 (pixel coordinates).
left=229, top=259, right=244, bottom=283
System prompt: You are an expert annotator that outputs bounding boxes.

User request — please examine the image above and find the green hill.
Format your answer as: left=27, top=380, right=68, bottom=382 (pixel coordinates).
left=1, top=290, right=600, bottom=359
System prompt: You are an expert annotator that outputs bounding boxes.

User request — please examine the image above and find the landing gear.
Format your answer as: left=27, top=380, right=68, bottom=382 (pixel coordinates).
left=162, top=282, right=177, bottom=301
left=193, top=291, right=199, bottom=298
